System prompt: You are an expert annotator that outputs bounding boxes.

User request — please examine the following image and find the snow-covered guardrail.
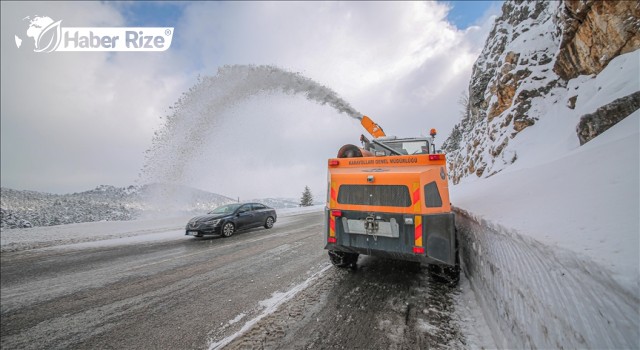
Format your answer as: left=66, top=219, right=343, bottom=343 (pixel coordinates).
left=455, top=207, right=639, bottom=349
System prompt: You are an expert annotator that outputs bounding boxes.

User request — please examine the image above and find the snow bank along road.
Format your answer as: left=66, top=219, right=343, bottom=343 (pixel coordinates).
left=1, top=211, right=493, bottom=349
left=456, top=209, right=639, bottom=349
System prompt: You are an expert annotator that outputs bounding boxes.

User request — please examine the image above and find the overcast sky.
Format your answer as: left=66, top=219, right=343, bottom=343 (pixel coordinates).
left=1, top=1, right=502, bottom=200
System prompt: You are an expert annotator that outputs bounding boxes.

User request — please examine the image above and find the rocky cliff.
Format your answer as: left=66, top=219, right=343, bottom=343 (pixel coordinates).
left=444, top=0, right=640, bottom=184
left=555, top=0, right=640, bottom=80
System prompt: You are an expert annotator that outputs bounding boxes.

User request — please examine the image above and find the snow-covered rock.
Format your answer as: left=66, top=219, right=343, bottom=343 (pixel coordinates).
left=443, top=0, right=640, bottom=184
left=442, top=0, right=640, bottom=348
left=554, top=0, right=640, bottom=80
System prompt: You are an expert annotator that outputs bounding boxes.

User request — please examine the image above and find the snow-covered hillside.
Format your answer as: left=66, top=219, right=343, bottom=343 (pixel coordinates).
left=0, top=184, right=235, bottom=229
left=0, top=183, right=317, bottom=230
left=453, top=109, right=638, bottom=349
left=454, top=105, right=639, bottom=288
left=0, top=205, right=324, bottom=253
left=247, top=198, right=300, bottom=209
left=1, top=186, right=139, bottom=229
left=444, top=0, right=639, bottom=184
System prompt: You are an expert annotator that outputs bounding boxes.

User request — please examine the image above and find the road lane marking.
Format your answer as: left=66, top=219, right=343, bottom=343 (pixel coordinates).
left=208, top=264, right=332, bottom=350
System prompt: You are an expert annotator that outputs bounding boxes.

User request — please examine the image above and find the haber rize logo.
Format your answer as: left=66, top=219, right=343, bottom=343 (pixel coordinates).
left=15, top=15, right=174, bottom=53
left=15, top=15, right=62, bottom=53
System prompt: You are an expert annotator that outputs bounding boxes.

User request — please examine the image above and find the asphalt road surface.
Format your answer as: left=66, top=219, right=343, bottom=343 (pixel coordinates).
left=1, top=211, right=491, bottom=349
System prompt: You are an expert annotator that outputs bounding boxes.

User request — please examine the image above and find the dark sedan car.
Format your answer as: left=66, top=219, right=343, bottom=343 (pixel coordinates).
left=185, top=202, right=277, bottom=238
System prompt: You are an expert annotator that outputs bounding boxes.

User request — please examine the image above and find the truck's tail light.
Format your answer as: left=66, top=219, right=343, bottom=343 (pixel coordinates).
left=328, top=237, right=337, bottom=243
left=331, top=210, right=343, bottom=217
left=429, top=154, right=442, bottom=161
left=328, top=159, right=340, bottom=166
left=413, top=246, right=425, bottom=254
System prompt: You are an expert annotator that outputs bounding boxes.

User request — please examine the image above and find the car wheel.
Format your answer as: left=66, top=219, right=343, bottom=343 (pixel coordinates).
left=221, top=222, right=235, bottom=237
left=328, top=250, right=359, bottom=268
left=264, top=216, right=274, bottom=229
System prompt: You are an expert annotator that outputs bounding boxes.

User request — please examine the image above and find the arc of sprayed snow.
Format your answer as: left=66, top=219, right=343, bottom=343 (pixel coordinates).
left=140, top=64, right=363, bottom=187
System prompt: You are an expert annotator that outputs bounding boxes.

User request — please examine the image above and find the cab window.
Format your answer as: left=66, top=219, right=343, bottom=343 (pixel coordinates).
left=385, top=140, right=429, bottom=155
left=424, top=181, right=443, bottom=207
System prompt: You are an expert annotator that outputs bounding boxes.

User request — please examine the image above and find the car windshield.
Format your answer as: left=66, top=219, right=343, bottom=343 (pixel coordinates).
left=208, top=203, right=242, bottom=215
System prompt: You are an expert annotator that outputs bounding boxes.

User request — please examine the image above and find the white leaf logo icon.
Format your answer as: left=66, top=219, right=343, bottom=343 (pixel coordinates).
left=15, top=35, right=22, bottom=48
left=34, top=20, right=62, bottom=53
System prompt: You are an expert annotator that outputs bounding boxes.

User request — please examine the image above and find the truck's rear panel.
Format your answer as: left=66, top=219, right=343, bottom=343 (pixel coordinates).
left=324, top=154, right=456, bottom=265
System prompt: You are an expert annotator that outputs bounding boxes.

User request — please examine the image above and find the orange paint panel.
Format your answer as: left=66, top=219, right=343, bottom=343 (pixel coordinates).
left=330, top=182, right=338, bottom=208
left=327, top=154, right=446, bottom=168
left=327, top=153, right=450, bottom=214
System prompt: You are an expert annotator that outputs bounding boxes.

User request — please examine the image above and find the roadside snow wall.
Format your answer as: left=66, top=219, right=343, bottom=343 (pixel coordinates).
left=456, top=207, right=639, bottom=349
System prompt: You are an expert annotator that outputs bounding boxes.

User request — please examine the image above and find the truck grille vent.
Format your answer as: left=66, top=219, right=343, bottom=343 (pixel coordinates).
left=337, top=185, right=411, bottom=207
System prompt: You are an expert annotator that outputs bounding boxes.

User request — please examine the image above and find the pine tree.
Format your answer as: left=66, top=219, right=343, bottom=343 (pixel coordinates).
left=299, top=186, right=314, bottom=207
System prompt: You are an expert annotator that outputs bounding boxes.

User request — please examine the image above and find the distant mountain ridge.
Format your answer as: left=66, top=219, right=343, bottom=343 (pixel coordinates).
left=248, top=197, right=300, bottom=209
left=0, top=184, right=236, bottom=229
left=0, top=184, right=315, bottom=229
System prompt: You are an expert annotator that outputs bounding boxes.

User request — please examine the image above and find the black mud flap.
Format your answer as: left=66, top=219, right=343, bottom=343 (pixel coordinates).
left=424, top=213, right=456, bottom=265
left=428, top=230, right=460, bottom=285
left=328, top=250, right=359, bottom=268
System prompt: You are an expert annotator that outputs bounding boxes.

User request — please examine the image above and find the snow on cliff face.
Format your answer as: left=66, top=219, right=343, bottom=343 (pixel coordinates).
left=442, top=2, right=639, bottom=346
left=444, top=0, right=640, bottom=184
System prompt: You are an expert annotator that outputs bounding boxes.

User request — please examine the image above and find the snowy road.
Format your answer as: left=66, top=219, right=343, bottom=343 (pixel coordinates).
left=1, top=211, right=493, bottom=349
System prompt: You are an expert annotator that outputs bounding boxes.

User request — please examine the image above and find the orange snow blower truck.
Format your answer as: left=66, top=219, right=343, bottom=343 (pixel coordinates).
left=324, top=116, right=459, bottom=280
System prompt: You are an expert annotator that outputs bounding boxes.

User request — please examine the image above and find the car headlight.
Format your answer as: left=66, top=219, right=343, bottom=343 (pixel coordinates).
left=206, top=219, right=221, bottom=226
